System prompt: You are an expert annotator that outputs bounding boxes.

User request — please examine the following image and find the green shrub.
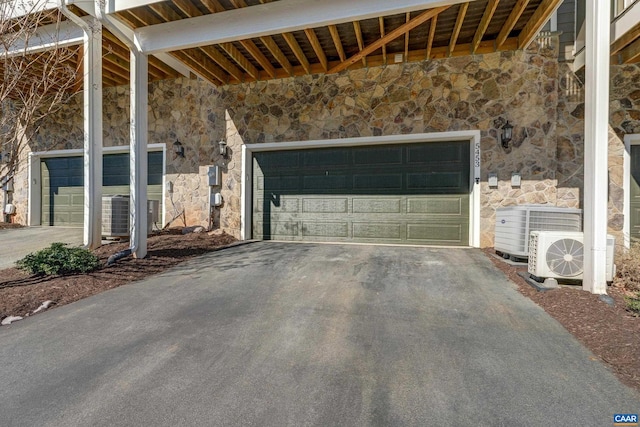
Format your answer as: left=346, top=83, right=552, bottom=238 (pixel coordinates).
left=16, top=242, right=100, bottom=276
left=625, top=293, right=640, bottom=316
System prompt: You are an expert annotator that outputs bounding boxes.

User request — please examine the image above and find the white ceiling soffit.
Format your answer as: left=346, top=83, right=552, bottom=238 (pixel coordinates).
left=134, top=0, right=472, bottom=54
left=0, top=17, right=87, bottom=57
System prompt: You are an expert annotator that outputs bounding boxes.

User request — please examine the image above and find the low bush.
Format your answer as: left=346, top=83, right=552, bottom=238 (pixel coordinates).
left=625, top=293, right=640, bottom=316
left=16, top=242, right=100, bottom=276
left=615, top=240, right=640, bottom=294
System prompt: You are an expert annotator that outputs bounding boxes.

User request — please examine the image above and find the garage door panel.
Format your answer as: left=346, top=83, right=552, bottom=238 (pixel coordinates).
left=302, top=222, right=349, bottom=238
left=407, top=197, right=468, bottom=216
left=631, top=146, right=640, bottom=240
left=302, top=198, right=348, bottom=214
left=353, top=222, right=402, bottom=239
left=253, top=141, right=471, bottom=246
left=352, top=147, right=402, bottom=165
left=353, top=199, right=402, bottom=214
left=353, top=173, right=403, bottom=190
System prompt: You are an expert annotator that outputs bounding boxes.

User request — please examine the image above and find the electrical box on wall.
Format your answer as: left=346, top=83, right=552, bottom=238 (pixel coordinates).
left=207, top=166, right=220, bottom=186
left=511, top=172, right=521, bottom=187
left=488, top=173, right=498, bottom=187
left=211, top=192, right=223, bottom=207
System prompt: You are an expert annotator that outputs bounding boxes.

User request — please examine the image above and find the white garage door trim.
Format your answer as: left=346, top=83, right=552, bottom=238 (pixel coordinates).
left=624, top=133, right=640, bottom=248
left=28, top=144, right=167, bottom=227
left=241, top=131, right=481, bottom=247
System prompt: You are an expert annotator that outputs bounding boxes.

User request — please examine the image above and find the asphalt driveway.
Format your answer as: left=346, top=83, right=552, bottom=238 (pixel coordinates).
left=0, top=227, right=83, bottom=270
left=0, top=242, right=638, bottom=426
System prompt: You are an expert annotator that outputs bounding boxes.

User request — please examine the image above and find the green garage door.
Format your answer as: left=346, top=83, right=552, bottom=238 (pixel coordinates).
left=41, top=152, right=163, bottom=227
left=631, top=145, right=640, bottom=241
left=252, top=141, right=470, bottom=245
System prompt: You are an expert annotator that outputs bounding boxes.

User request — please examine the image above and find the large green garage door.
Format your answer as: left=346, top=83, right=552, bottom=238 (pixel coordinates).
left=252, top=141, right=470, bottom=245
left=41, top=152, right=164, bottom=227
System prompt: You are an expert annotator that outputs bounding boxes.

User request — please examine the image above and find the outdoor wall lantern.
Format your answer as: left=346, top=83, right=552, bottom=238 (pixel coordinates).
left=173, top=140, right=185, bottom=158
left=500, top=120, right=514, bottom=149
left=218, top=139, right=228, bottom=157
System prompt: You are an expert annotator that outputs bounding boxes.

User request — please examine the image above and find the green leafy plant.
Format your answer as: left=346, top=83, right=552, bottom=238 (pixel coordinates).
left=624, top=293, right=640, bottom=316
left=16, top=242, right=100, bottom=276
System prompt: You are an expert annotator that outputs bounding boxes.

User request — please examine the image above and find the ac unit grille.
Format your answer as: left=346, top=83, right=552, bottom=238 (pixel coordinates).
left=102, top=195, right=129, bottom=237
left=546, top=238, right=584, bottom=277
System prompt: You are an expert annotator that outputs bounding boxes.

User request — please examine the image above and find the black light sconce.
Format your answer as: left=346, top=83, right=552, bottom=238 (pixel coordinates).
left=218, top=139, right=228, bottom=158
left=173, top=140, right=185, bottom=158
left=500, top=120, right=514, bottom=149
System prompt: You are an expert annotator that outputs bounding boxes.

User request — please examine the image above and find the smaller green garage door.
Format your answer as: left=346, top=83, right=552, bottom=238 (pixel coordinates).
left=252, top=141, right=470, bottom=246
left=631, top=145, right=640, bottom=241
left=41, top=152, right=163, bottom=227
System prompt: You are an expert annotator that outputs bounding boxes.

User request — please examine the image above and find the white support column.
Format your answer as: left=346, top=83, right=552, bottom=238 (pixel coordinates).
left=83, top=19, right=103, bottom=249
left=130, top=49, right=148, bottom=258
left=583, top=0, right=610, bottom=294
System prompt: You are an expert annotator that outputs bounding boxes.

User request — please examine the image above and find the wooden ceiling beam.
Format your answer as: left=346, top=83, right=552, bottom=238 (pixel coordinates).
left=353, top=21, right=367, bottom=67
left=518, top=0, right=563, bottom=48
left=472, top=0, right=499, bottom=54
left=239, top=39, right=277, bottom=78
left=426, top=13, right=437, bottom=59
left=405, top=13, right=410, bottom=62
left=304, top=28, right=328, bottom=72
left=379, top=17, right=387, bottom=65
left=103, top=59, right=131, bottom=81
left=219, top=42, right=260, bottom=79
left=612, top=20, right=640, bottom=55
left=149, top=56, right=179, bottom=77
left=201, top=45, right=245, bottom=81
left=259, top=36, right=293, bottom=76
left=149, top=2, right=183, bottom=21
left=282, top=33, right=311, bottom=74
left=496, top=0, right=530, bottom=48
left=328, top=25, right=346, bottom=62
left=198, top=0, right=226, bottom=14
left=171, top=50, right=223, bottom=85
left=448, top=2, right=468, bottom=56
left=620, top=37, right=640, bottom=63
left=172, top=0, right=204, bottom=18
left=329, top=6, right=450, bottom=74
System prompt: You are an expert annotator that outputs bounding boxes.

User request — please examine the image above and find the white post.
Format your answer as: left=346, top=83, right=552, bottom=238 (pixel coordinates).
left=583, top=0, right=610, bottom=294
left=130, top=49, right=148, bottom=258
left=83, top=19, right=103, bottom=249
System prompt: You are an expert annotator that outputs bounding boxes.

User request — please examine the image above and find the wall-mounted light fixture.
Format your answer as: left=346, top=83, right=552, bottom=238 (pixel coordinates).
left=173, top=140, right=185, bottom=158
left=500, top=120, right=514, bottom=149
left=218, top=140, right=228, bottom=158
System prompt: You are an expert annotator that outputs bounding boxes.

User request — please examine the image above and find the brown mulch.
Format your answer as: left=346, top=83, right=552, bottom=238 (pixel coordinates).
left=0, top=229, right=236, bottom=319
left=0, top=223, right=23, bottom=230
left=483, top=248, right=640, bottom=393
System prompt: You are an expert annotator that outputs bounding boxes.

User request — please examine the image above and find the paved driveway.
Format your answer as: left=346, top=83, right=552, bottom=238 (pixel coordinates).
left=0, top=242, right=638, bottom=426
left=0, top=227, right=83, bottom=269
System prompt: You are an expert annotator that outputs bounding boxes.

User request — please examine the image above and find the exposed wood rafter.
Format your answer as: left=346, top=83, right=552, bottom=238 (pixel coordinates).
left=449, top=2, right=468, bottom=56
left=472, top=0, right=499, bottom=54
left=496, top=0, right=530, bottom=48
left=219, top=42, right=260, bottom=79
left=612, top=20, right=640, bottom=55
left=259, top=36, right=293, bottom=76
left=518, top=0, right=563, bottom=48
left=620, top=38, right=640, bottom=63
left=328, top=25, right=346, bottom=62
left=239, top=39, right=277, bottom=78
left=426, top=14, right=437, bottom=59
left=304, top=28, right=328, bottom=72
left=353, top=21, right=367, bottom=67
left=282, top=32, right=311, bottom=74
left=379, top=17, right=387, bottom=65
left=404, top=13, right=410, bottom=62
left=329, top=5, right=450, bottom=74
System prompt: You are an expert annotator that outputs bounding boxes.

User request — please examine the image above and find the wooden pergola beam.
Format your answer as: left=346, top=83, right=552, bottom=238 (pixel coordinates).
left=329, top=6, right=449, bottom=74
left=426, top=14, right=437, bottom=59
left=448, top=2, right=468, bottom=56
left=496, top=0, right=530, bottom=48
left=518, top=0, right=563, bottom=48
left=379, top=17, right=387, bottom=64
left=219, top=42, right=260, bottom=79
left=282, top=32, right=311, bottom=74
left=328, top=25, right=346, bottom=62
left=239, top=39, right=277, bottom=78
left=471, top=0, right=499, bottom=54
left=171, top=50, right=223, bottom=85
left=259, top=36, right=293, bottom=76
left=353, top=21, right=367, bottom=67
left=201, top=45, right=245, bottom=81
left=612, top=20, right=640, bottom=55
left=404, top=13, right=410, bottom=61
left=620, top=37, right=640, bottom=63
left=304, top=28, right=328, bottom=72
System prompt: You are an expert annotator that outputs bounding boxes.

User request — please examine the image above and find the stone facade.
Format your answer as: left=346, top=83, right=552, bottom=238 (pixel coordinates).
left=8, top=34, right=637, bottom=247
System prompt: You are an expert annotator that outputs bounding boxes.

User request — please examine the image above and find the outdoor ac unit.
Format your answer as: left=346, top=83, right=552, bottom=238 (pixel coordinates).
left=528, top=231, right=615, bottom=282
left=102, top=195, right=129, bottom=237
left=495, top=205, right=582, bottom=259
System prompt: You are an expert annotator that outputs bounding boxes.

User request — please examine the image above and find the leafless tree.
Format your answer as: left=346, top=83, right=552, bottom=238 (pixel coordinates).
left=0, top=0, right=81, bottom=192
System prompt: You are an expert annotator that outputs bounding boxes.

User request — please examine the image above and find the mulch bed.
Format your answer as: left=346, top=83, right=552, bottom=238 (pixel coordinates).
left=483, top=248, right=640, bottom=393
left=0, top=223, right=23, bottom=230
left=0, top=229, right=236, bottom=319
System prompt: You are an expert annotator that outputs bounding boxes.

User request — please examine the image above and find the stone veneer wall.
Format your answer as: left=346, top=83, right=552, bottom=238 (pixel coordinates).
left=555, top=62, right=640, bottom=243
left=16, top=37, right=571, bottom=247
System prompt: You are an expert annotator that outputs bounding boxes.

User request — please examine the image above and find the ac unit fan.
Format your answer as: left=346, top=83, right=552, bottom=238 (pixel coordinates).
left=528, top=231, right=615, bottom=282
